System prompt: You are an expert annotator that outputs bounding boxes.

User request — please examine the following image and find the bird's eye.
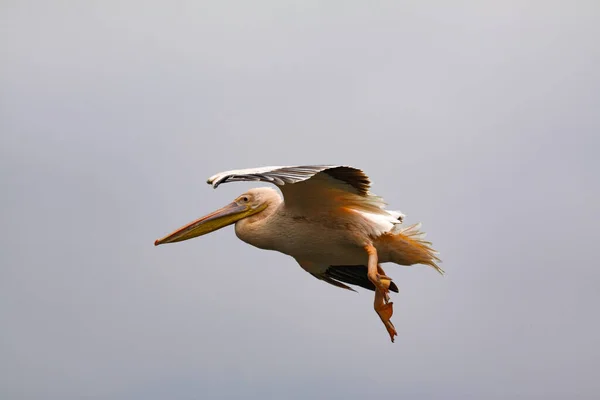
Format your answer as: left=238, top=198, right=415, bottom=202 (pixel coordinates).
left=242, top=196, right=249, bottom=202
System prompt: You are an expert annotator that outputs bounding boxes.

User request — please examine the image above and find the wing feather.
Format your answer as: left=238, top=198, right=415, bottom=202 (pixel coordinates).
left=207, top=165, right=371, bottom=196
left=301, top=262, right=400, bottom=293
left=323, top=265, right=399, bottom=293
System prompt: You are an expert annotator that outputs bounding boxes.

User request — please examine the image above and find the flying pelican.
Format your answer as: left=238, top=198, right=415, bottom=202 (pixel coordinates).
left=155, top=165, right=443, bottom=342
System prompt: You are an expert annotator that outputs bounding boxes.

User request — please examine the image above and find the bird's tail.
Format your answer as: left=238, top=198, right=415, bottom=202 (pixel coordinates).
left=378, top=223, right=444, bottom=275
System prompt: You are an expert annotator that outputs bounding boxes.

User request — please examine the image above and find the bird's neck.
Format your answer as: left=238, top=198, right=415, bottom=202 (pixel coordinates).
left=234, top=202, right=281, bottom=251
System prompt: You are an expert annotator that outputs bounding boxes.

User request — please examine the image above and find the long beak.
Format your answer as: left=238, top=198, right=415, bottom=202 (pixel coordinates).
left=154, top=202, right=252, bottom=246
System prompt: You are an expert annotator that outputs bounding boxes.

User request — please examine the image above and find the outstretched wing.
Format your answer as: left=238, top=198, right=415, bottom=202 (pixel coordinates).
left=207, top=165, right=371, bottom=196
left=207, top=165, right=403, bottom=236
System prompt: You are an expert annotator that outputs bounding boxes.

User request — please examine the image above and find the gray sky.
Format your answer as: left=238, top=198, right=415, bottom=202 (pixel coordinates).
left=1, top=1, right=599, bottom=399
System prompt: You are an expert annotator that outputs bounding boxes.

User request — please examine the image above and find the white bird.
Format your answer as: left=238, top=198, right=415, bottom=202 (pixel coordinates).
left=155, top=165, right=443, bottom=342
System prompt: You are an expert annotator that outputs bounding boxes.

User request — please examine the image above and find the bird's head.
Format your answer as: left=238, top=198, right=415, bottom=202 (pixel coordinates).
left=154, top=187, right=279, bottom=245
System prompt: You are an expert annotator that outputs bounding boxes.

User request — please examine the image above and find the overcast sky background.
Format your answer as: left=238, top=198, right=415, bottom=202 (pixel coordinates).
left=1, top=1, right=599, bottom=399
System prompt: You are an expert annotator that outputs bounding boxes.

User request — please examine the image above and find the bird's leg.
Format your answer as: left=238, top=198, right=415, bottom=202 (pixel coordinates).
left=365, top=244, right=391, bottom=293
left=365, top=245, right=398, bottom=342
left=377, top=264, right=392, bottom=303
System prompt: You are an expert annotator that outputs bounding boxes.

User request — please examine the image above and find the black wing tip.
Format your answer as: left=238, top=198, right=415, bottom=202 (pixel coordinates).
left=321, top=166, right=370, bottom=196
left=326, top=265, right=398, bottom=293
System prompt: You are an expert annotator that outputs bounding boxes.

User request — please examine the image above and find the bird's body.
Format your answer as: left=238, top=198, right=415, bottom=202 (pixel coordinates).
left=234, top=188, right=368, bottom=263
left=233, top=187, right=437, bottom=269
left=155, top=165, right=442, bottom=342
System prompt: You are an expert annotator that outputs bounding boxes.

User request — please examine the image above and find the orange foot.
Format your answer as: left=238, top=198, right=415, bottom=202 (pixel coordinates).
left=374, top=276, right=398, bottom=342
